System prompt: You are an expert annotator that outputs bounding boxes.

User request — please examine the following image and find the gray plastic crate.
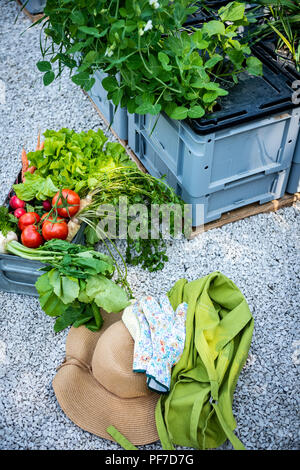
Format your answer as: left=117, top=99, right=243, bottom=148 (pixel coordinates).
left=0, top=221, right=86, bottom=297
left=87, top=70, right=128, bottom=141
left=20, top=0, right=46, bottom=14
left=128, top=108, right=299, bottom=225
left=287, top=128, right=300, bottom=193
left=252, top=43, right=300, bottom=195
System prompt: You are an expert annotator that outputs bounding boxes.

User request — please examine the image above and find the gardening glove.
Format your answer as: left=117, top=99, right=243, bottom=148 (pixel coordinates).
left=122, top=299, right=139, bottom=340
left=141, top=295, right=188, bottom=393
left=126, top=300, right=153, bottom=373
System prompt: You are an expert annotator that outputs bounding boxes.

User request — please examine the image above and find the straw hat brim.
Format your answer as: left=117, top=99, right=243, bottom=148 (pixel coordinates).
left=53, top=311, right=160, bottom=445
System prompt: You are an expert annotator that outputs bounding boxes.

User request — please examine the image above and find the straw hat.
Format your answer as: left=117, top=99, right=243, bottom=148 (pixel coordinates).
left=53, top=311, right=159, bottom=445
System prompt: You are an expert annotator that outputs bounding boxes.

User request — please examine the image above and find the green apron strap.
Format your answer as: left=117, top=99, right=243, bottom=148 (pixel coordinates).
left=155, top=401, right=176, bottom=450
left=212, top=403, right=246, bottom=450
left=190, top=394, right=207, bottom=449
left=106, top=426, right=138, bottom=450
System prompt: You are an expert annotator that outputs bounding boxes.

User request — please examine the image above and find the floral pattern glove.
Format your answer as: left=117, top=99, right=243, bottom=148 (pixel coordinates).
left=141, top=295, right=188, bottom=392
left=132, top=300, right=153, bottom=373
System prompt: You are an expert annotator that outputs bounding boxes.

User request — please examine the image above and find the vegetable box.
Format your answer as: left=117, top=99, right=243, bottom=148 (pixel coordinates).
left=19, top=0, right=46, bottom=14
left=127, top=54, right=300, bottom=226
left=86, top=70, right=128, bottom=141
left=253, top=43, right=300, bottom=194
left=0, top=174, right=86, bottom=297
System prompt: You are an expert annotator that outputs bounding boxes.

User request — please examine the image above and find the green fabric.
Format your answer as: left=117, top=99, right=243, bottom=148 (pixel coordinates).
left=106, top=426, right=138, bottom=450
left=155, top=272, right=254, bottom=450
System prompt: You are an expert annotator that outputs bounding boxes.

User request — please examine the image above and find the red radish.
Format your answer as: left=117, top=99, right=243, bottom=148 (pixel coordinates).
left=10, top=196, right=25, bottom=210
left=14, top=208, right=26, bottom=219
left=42, top=200, right=52, bottom=211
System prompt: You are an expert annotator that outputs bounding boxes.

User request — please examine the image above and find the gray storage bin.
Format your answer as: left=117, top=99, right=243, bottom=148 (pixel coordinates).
left=287, top=130, right=300, bottom=193
left=128, top=108, right=300, bottom=226
left=87, top=70, right=128, bottom=141
left=287, top=163, right=300, bottom=194
left=0, top=222, right=86, bottom=297
left=252, top=43, right=300, bottom=195
left=287, top=112, right=300, bottom=194
left=20, top=0, right=46, bottom=14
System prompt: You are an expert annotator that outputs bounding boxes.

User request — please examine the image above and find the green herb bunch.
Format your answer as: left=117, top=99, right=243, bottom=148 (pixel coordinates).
left=36, top=1, right=263, bottom=120
left=78, top=167, right=187, bottom=272
left=0, top=207, right=18, bottom=236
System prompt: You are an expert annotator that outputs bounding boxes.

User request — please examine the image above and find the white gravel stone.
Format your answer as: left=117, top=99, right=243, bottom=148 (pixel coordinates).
left=0, top=0, right=299, bottom=451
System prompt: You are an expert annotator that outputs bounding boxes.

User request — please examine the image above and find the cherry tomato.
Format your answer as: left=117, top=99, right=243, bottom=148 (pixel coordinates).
left=42, top=220, right=68, bottom=241
left=18, top=212, right=40, bottom=231
left=10, top=195, right=25, bottom=210
left=21, top=225, right=43, bottom=248
left=52, top=189, right=80, bottom=218
left=14, top=208, right=26, bottom=219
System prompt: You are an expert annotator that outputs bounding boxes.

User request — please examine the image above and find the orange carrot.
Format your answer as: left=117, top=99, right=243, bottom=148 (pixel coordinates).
left=36, top=131, right=40, bottom=151
left=21, top=148, right=28, bottom=182
left=39, top=141, right=44, bottom=150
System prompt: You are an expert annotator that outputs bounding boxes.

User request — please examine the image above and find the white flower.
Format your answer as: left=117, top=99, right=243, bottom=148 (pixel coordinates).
left=144, top=20, right=153, bottom=32
left=149, top=0, right=159, bottom=8
left=104, top=47, right=114, bottom=57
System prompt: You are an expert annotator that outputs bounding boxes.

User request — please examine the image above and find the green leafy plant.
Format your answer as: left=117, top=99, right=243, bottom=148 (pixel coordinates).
left=7, top=239, right=130, bottom=332
left=13, top=128, right=134, bottom=201
left=0, top=207, right=18, bottom=236
left=78, top=166, right=187, bottom=272
left=36, top=1, right=262, bottom=120
left=247, top=0, right=300, bottom=71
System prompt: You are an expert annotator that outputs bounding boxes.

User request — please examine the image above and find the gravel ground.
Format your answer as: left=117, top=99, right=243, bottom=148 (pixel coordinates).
left=0, top=0, right=299, bottom=451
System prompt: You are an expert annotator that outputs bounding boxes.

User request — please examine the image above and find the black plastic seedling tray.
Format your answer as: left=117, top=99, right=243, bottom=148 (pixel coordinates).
left=188, top=49, right=298, bottom=135
left=253, top=41, right=300, bottom=82
left=0, top=172, right=86, bottom=297
left=184, top=7, right=214, bottom=26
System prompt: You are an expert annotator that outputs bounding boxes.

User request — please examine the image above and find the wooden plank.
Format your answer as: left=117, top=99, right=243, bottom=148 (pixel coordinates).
left=16, top=0, right=44, bottom=22
left=190, top=192, right=300, bottom=238
left=83, top=89, right=300, bottom=236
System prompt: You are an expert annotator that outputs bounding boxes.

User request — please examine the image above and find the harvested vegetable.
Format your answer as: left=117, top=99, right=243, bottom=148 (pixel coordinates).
left=0, top=206, right=18, bottom=237
left=42, top=219, right=68, bottom=241
left=21, top=148, right=28, bottom=182
left=9, top=196, right=25, bottom=210
left=18, top=212, right=40, bottom=231
left=0, top=230, right=18, bottom=253
left=13, top=128, right=134, bottom=201
left=6, top=239, right=131, bottom=332
left=42, top=200, right=52, bottom=211
left=21, top=225, right=43, bottom=249
left=14, top=208, right=26, bottom=219
left=52, top=189, right=80, bottom=218
left=66, top=219, right=80, bottom=242
left=78, top=167, right=186, bottom=272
